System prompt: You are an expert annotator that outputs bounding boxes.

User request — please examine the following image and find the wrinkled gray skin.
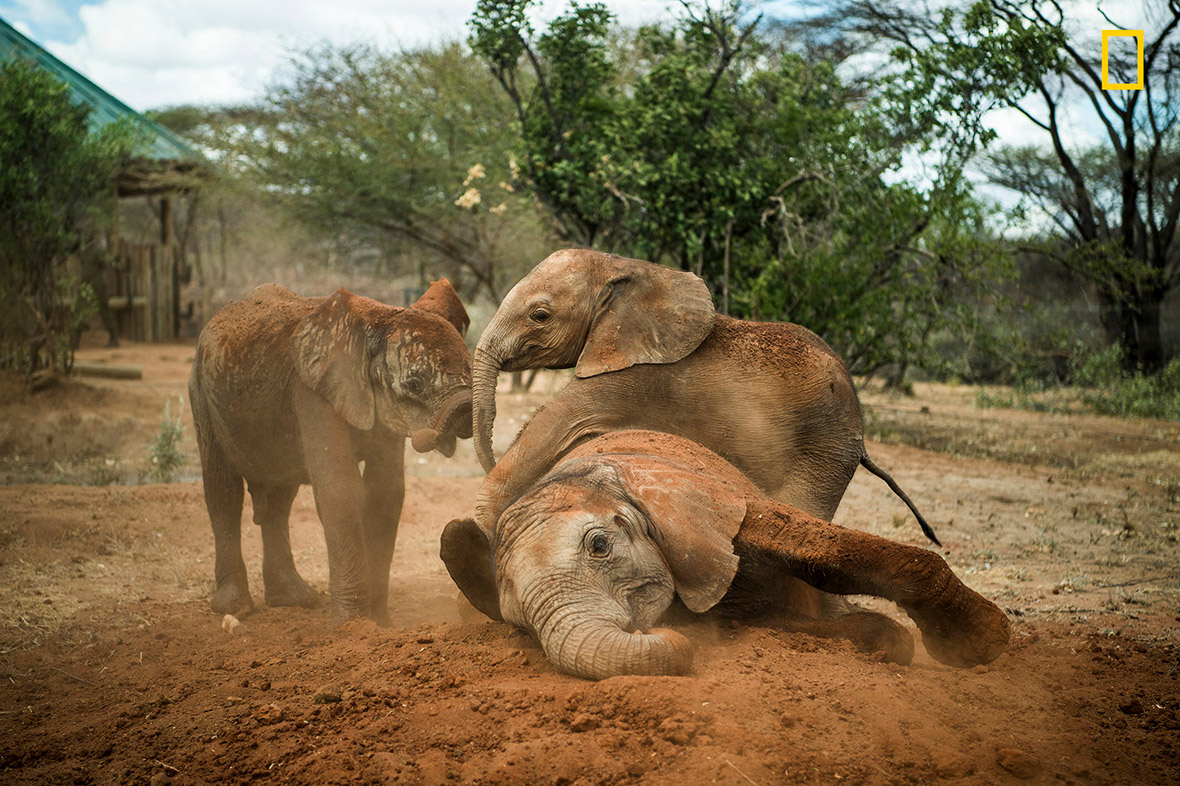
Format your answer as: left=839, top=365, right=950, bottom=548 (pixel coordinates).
left=190, top=280, right=473, bottom=623
left=443, top=431, right=1010, bottom=681
left=470, top=249, right=935, bottom=623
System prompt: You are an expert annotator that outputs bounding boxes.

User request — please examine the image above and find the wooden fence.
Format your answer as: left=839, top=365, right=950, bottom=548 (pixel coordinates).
left=105, top=239, right=178, bottom=342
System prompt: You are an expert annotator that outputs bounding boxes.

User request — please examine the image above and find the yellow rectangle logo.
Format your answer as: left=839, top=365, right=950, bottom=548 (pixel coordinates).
left=1102, top=30, right=1145, bottom=90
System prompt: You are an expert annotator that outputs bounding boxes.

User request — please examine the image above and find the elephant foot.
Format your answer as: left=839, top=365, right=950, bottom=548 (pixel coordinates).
left=211, top=579, right=254, bottom=616
left=366, top=594, right=391, bottom=626
left=264, top=572, right=320, bottom=609
left=329, top=592, right=371, bottom=626
left=906, top=589, right=1011, bottom=668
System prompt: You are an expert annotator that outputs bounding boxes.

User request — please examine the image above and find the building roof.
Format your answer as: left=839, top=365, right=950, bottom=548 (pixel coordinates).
left=0, top=15, right=199, bottom=163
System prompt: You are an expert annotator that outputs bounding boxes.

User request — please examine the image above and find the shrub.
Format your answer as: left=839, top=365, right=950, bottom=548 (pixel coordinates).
left=149, top=396, right=186, bottom=482
left=1072, top=347, right=1180, bottom=421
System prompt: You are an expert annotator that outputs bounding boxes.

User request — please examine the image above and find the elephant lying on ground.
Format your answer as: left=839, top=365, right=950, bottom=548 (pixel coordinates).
left=472, top=249, right=937, bottom=552
left=191, top=280, right=473, bottom=623
left=442, top=431, right=1009, bottom=681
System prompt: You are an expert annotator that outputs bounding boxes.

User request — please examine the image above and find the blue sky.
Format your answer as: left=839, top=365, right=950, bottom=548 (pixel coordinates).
left=1, top=0, right=87, bottom=41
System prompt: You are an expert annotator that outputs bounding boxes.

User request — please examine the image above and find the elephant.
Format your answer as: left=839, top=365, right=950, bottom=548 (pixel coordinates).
left=190, top=280, right=473, bottom=624
left=471, top=248, right=937, bottom=550
left=442, top=430, right=1010, bottom=681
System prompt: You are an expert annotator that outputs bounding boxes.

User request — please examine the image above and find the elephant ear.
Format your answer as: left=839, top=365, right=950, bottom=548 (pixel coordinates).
left=575, top=260, right=715, bottom=378
left=411, top=278, right=470, bottom=338
left=440, top=518, right=503, bottom=621
left=294, top=288, right=376, bottom=431
left=606, top=454, right=745, bottom=613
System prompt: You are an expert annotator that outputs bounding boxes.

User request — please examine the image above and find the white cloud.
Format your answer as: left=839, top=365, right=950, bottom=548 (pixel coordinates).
left=10, top=18, right=34, bottom=37
left=0, top=0, right=75, bottom=32
left=35, top=0, right=479, bottom=109
left=18, top=0, right=682, bottom=110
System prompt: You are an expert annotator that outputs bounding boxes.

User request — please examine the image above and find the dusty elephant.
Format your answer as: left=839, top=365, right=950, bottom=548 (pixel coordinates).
left=190, top=280, right=473, bottom=623
left=442, top=431, right=1010, bottom=681
left=471, top=249, right=935, bottom=552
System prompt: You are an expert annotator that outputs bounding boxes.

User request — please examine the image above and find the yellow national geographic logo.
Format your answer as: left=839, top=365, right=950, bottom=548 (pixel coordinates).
left=1101, top=30, right=1145, bottom=90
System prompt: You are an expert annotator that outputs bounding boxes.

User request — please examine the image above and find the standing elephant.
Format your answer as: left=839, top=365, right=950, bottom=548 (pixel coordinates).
left=442, top=431, right=1009, bottom=681
left=472, top=248, right=936, bottom=547
left=190, top=280, right=473, bottom=623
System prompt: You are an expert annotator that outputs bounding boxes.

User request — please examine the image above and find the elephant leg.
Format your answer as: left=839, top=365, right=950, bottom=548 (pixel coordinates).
left=199, top=434, right=251, bottom=615
left=738, top=499, right=1010, bottom=668
left=361, top=437, right=405, bottom=624
left=296, top=387, right=369, bottom=623
left=251, top=482, right=319, bottom=609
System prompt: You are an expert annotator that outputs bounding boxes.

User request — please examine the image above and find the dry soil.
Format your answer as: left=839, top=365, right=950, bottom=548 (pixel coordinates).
left=0, top=334, right=1177, bottom=785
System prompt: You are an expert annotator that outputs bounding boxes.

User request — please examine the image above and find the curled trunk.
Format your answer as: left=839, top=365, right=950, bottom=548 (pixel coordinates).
left=539, top=612, right=693, bottom=680
left=410, top=387, right=473, bottom=457
left=472, top=345, right=502, bottom=473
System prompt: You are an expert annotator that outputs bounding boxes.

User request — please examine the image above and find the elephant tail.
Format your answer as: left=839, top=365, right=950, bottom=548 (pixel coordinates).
left=859, top=453, right=941, bottom=547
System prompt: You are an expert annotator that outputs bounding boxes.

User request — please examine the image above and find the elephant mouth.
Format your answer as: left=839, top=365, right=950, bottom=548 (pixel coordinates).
left=411, top=388, right=473, bottom=457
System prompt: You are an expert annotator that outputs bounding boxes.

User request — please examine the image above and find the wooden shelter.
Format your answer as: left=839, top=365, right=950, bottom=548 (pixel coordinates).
left=1, top=16, right=205, bottom=342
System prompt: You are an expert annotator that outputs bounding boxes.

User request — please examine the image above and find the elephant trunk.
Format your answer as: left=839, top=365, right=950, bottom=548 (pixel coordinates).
left=472, top=343, right=502, bottom=473
left=537, top=609, right=693, bottom=681
left=411, top=387, right=473, bottom=457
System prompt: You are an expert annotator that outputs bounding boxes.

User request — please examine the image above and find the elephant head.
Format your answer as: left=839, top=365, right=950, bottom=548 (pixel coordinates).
left=472, top=249, right=715, bottom=472
left=441, top=449, right=749, bottom=680
left=294, top=279, right=473, bottom=454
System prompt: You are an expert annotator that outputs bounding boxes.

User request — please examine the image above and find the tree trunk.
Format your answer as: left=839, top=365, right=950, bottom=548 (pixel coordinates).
left=1101, top=288, right=1166, bottom=373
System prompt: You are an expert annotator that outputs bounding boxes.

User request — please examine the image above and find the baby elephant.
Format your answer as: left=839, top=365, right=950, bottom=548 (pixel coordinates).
left=441, top=431, right=1010, bottom=680
left=191, top=280, right=473, bottom=624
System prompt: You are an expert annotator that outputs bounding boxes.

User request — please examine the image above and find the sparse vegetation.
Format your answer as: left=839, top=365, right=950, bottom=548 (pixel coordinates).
left=973, top=345, right=1180, bottom=421
left=148, top=396, right=185, bottom=483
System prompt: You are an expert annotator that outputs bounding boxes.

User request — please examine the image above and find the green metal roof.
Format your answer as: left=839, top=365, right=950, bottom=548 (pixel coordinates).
left=0, top=15, right=199, bottom=162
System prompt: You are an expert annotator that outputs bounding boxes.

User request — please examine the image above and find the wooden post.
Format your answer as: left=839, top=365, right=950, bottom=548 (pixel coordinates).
left=722, top=217, right=734, bottom=317
left=160, top=195, right=178, bottom=338
left=105, top=183, right=124, bottom=342
left=148, top=245, right=159, bottom=341
left=160, top=195, right=173, bottom=247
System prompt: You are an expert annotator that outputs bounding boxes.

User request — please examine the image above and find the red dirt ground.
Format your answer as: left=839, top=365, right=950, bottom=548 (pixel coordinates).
left=1, top=335, right=1178, bottom=785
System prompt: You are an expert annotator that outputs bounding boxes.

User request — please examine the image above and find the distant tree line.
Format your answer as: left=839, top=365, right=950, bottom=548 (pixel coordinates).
left=5, top=0, right=1178, bottom=407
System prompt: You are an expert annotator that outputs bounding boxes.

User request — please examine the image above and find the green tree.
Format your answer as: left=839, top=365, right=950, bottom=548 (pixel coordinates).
left=470, top=0, right=1007, bottom=377
left=0, top=58, right=136, bottom=378
left=844, top=0, right=1180, bottom=372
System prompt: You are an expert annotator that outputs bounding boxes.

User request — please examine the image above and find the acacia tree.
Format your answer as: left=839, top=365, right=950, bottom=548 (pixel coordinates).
left=470, top=0, right=1007, bottom=378
left=843, top=0, right=1180, bottom=372
left=0, top=58, right=135, bottom=378
left=201, top=43, right=545, bottom=304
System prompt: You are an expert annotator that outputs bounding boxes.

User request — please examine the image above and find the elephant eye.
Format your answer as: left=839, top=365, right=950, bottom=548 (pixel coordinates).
left=530, top=308, right=551, bottom=324
left=586, top=531, right=612, bottom=559
left=402, top=376, right=424, bottom=395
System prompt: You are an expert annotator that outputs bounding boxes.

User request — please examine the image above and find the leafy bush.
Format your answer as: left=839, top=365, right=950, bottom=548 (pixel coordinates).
left=974, top=344, right=1180, bottom=421
left=149, top=397, right=186, bottom=482
left=0, top=58, right=137, bottom=379
left=1071, top=346, right=1180, bottom=420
